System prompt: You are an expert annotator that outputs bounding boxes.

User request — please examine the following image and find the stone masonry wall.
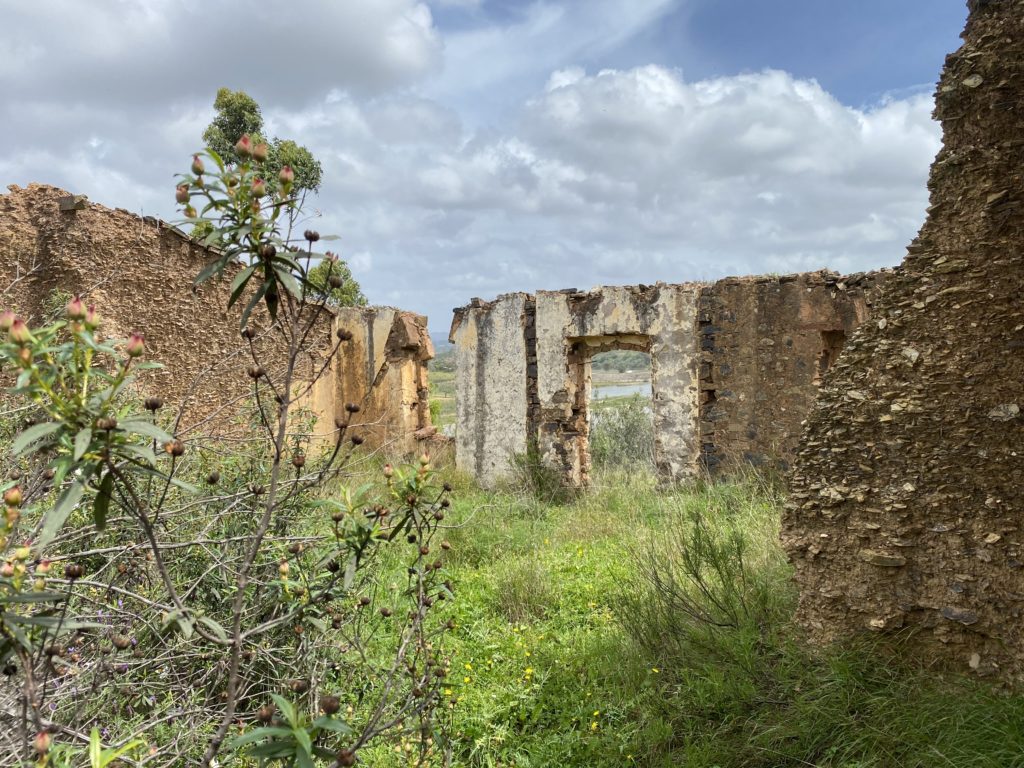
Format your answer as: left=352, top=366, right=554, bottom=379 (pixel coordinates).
left=450, top=273, right=879, bottom=488
left=783, top=0, right=1024, bottom=678
left=699, top=270, right=884, bottom=474
left=448, top=294, right=531, bottom=487
left=0, top=183, right=432, bottom=452
left=535, top=285, right=700, bottom=486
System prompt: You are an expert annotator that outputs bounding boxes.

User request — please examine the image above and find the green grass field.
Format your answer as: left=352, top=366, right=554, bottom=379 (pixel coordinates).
left=358, top=461, right=1024, bottom=768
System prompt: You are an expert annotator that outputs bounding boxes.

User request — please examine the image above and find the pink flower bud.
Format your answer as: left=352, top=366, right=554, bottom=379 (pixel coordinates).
left=253, top=142, right=269, bottom=162
left=33, top=731, right=50, bottom=755
left=383, top=463, right=394, bottom=479
left=191, top=154, right=205, bottom=175
left=235, top=134, right=253, bottom=158
left=184, top=204, right=197, bottom=219
left=84, top=305, right=100, bottom=331
left=251, top=178, right=267, bottom=197
left=8, top=318, right=32, bottom=345
left=65, top=295, right=86, bottom=321
left=279, top=165, right=295, bottom=187
left=175, top=185, right=190, bottom=205
left=126, top=333, right=145, bottom=358
left=0, top=311, right=14, bottom=331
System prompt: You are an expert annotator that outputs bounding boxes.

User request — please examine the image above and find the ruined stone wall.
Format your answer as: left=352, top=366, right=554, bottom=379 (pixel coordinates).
left=448, top=294, right=531, bottom=487
left=535, top=285, right=700, bottom=486
left=333, top=307, right=434, bottom=455
left=451, top=273, right=878, bottom=488
left=783, top=0, right=1024, bottom=678
left=0, top=183, right=432, bottom=452
left=699, top=271, right=884, bottom=474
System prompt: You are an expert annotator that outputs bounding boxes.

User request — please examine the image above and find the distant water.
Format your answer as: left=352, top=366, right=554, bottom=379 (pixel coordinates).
left=592, top=382, right=652, bottom=400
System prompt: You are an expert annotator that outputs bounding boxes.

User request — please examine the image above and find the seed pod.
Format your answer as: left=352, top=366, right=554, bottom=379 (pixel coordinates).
left=191, top=154, right=205, bottom=175
left=63, top=563, right=85, bottom=580
left=350, top=435, right=364, bottom=446
left=442, top=482, right=453, bottom=493
left=206, top=470, right=220, bottom=485
left=256, top=704, right=275, bottom=724
left=358, top=596, right=371, bottom=607
left=164, top=440, right=186, bottom=457
left=144, top=396, right=164, bottom=411
left=259, top=243, right=276, bottom=259
left=288, top=679, right=309, bottom=694
left=278, top=560, right=289, bottom=578
left=304, top=230, right=320, bottom=243
left=337, top=749, right=356, bottom=767
left=336, top=329, right=353, bottom=342
left=328, top=274, right=343, bottom=289
left=241, top=326, right=256, bottom=340
left=287, top=542, right=302, bottom=555
left=345, top=403, right=360, bottom=413
left=320, top=695, right=340, bottom=715
left=112, top=634, right=131, bottom=651
left=96, top=417, right=118, bottom=431
left=419, top=545, right=430, bottom=556
left=247, top=365, right=265, bottom=380
left=3, top=487, right=22, bottom=508
left=291, top=454, right=306, bottom=469
left=441, top=541, right=451, bottom=550
left=175, top=185, right=190, bottom=205
left=379, top=607, right=393, bottom=617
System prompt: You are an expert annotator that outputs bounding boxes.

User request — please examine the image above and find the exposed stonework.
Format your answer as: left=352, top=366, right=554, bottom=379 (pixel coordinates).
left=783, top=0, right=1024, bottom=678
left=0, top=183, right=433, bottom=452
left=451, top=271, right=881, bottom=488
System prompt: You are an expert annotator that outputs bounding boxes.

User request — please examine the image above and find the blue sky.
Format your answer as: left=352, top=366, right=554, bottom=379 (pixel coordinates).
left=0, top=0, right=969, bottom=326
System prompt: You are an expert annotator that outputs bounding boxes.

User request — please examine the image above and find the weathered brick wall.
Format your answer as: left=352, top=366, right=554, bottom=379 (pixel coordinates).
left=0, top=183, right=433, bottom=452
left=699, top=271, right=885, bottom=474
left=783, top=0, right=1024, bottom=678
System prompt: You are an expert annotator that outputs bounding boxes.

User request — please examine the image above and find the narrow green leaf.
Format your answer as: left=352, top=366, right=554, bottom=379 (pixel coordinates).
left=228, top=726, right=293, bottom=750
left=118, top=419, right=173, bottom=444
left=37, top=480, right=86, bottom=550
left=196, top=615, right=228, bottom=642
left=11, top=421, right=62, bottom=456
left=93, top=471, right=113, bottom=531
left=295, top=746, right=316, bottom=768
left=312, top=716, right=353, bottom=735
left=270, top=694, right=298, bottom=728
left=293, top=727, right=313, bottom=756
left=74, top=427, right=92, bottom=462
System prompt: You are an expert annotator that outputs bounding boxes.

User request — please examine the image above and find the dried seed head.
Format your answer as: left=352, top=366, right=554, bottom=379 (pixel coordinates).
left=288, top=679, right=309, bottom=694
left=337, top=749, right=356, bottom=767
left=256, top=704, right=275, bottom=724
left=144, top=396, right=164, bottom=411
left=320, top=695, right=340, bottom=715
left=206, top=470, right=220, bottom=485
left=304, top=230, right=320, bottom=243
left=328, top=273, right=344, bottom=289
left=336, top=328, right=353, bottom=342
left=345, top=402, right=360, bottom=413
left=259, top=243, right=276, bottom=259
left=63, top=563, right=85, bottom=581
left=247, top=365, right=265, bottom=380
left=163, top=439, right=186, bottom=457
left=241, top=326, right=256, bottom=339
left=291, top=453, right=306, bottom=469
left=96, top=417, right=118, bottom=431
left=350, top=435, right=364, bottom=446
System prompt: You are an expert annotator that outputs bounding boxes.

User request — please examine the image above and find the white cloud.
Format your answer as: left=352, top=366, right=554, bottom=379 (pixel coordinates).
left=0, top=0, right=939, bottom=330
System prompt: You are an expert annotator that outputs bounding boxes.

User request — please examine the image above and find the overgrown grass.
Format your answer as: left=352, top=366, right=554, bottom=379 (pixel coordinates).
left=359, top=459, right=1024, bottom=767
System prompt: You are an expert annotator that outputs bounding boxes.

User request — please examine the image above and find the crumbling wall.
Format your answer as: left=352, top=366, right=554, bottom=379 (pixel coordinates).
left=699, top=271, right=884, bottom=474
left=451, top=273, right=878, bottom=488
left=534, top=285, right=700, bottom=486
left=0, top=183, right=433, bottom=452
left=783, top=0, right=1024, bottom=678
left=333, top=307, right=434, bottom=455
left=448, top=294, right=531, bottom=487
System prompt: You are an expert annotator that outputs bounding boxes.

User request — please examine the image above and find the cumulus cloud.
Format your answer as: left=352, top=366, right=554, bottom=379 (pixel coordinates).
left=0, top=0, right=939, bottom=329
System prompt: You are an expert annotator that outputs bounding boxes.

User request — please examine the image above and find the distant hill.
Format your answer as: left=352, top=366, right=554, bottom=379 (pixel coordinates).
left=431, top=332, right=453, bottom=353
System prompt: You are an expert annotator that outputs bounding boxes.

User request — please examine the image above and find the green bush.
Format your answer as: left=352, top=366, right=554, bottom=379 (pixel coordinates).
left=589, top=395, right=654, bottom=471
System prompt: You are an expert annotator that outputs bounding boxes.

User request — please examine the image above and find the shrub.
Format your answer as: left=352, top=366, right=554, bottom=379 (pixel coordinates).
left=589, top=395, right=654, bottom=471
left=0, top=139, right=454, bottom=766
